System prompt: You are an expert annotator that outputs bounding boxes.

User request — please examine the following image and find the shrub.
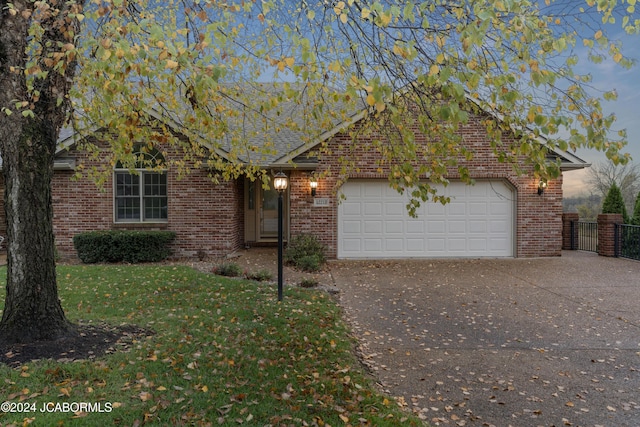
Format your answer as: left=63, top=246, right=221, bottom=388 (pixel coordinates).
left=213, top=262, right=243, bottom=277
left=285, top=234, right=326, bottom=272
left=73, top=230, right=175, bottom=263
left=246, top=269, right=273, bottom=282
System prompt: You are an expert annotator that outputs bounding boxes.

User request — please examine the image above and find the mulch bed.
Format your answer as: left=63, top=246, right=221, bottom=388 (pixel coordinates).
left=0, top=323, right=154, bottom=367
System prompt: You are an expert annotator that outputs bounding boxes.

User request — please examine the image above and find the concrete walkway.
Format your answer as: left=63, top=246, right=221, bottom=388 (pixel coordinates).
left=330, top=251, right=640, bottom=426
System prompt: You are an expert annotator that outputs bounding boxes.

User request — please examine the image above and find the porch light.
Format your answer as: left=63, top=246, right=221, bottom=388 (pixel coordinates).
left=309, top=178, right=318, bottom=197
left=537, top=179, right=548, bottom=196
left=273, top=171, right=288, bottom=301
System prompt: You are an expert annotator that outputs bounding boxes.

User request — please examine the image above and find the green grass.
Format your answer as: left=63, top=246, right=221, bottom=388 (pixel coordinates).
left=0, top=265, right=422, bottom=426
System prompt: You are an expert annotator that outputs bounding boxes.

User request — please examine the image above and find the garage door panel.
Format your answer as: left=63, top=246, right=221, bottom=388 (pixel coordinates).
left=448, top=221, right=466, bottom=233
left=364, top=202, right=382, bottom=215
left=342, top=202, right=361, bottom=216
left=385, top=239, right=404, bottom=251
left=469, top=220, right=487, bottom=233
left=469, top=202, right=488, bottom=215
left=385, top=221, right=403, bottom=233
left=364, top=220, right=383, bottom=233
left=338, top=181, right=514, bottom=258
left=342, top=220, right=361, bottom=233
left=427, top=203, right=445, bottom=215
left=448, top=202, right=466, bottom=216
left=363, top=239, right=383, bottom=252
left=428, top=221, right=445, bottom=233
left=385, top=202, right=405, bottom=215
left=342, top=239, right=361, bottom=252
left=407, top=239, right=425, bottom=251
left=407, top=222, right=425, bottom=233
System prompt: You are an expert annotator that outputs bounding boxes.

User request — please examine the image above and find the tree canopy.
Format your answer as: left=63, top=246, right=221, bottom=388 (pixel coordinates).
left=55, top=0, right=640, bottom=196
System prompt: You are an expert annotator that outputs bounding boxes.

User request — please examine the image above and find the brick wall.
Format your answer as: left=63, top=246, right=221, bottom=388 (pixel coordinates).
left=289, top=112, right=565, bottom=258
left=597, top=213, right=623, bottom=257
left=562, top=212, right=579, bottom=250
left=52, top=141, right=244, bottom=260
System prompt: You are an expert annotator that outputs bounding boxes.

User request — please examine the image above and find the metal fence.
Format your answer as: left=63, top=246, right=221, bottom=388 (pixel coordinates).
left=615, top=224, right=640, bottom=261
left=571, top=221, right=598, bottom=252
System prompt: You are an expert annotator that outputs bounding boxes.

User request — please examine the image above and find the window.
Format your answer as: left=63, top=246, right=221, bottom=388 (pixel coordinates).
left=114, top=148, right=167, bottom=223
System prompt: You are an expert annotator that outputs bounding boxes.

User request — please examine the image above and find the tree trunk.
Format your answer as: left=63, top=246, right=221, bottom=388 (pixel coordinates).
left=0, top=0, right=83, bottom=343
left=0, top=121, right=75, bottom=343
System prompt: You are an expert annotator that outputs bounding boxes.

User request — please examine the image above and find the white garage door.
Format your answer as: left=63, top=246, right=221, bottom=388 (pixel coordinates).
left=338, top=180, right=514, bottom=259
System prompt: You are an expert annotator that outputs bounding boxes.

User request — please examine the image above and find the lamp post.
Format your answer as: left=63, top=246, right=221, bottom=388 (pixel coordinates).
left=273, top=171, right=288, bottom=301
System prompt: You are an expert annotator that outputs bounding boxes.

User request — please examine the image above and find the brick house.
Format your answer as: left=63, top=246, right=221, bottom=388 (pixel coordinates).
left=0, top=97, right=588, bottom=260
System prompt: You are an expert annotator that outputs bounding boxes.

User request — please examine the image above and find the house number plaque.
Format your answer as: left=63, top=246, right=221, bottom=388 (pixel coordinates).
left=313, top=198, right=330, bottom=207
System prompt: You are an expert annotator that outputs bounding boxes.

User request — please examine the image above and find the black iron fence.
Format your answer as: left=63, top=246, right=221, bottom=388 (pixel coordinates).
left=615, top=224, right=640, bottom=261
left=571, top=221, right=598, bottom=252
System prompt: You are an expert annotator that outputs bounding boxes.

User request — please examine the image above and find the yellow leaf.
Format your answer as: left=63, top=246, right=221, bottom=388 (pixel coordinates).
left=165, top=60, right=179, bottom=69
left=328, top=61, right=342, bottom=73
left=277, top=61, right=285, bottom=72
left=59, top=387, right=70, bottom=397
left=613, top=52, right=623, bottom=63
left=156, top=386, right=167, bottom=391
left=379, top=12, right=392, bottom=26
left=284, top=57, right=295, bottom=68
left=139, top=391, right=153, bottom=402
left=361, top=8, right=370, bottom=19
left=366, top=94, right=376, bottom=107
left=429, top=64, right=440, bottom=76
left=594, top=30, right=603, bottom=40
left=339, top=414, right=349, bottom=423
left=340, top=13, right=348, bottom=24
left=375, top=102, right=386, bottom=113
left=202, top=385, right=209, bottom=392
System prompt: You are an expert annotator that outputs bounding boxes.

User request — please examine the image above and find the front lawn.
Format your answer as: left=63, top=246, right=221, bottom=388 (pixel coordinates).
left=0, top=265, right=421, bottom=426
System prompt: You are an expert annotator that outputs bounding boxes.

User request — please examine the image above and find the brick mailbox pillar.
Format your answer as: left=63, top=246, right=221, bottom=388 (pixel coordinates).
left=597, top=213, right=623, bottom=257
left=562, top=213, right=579, bottom=250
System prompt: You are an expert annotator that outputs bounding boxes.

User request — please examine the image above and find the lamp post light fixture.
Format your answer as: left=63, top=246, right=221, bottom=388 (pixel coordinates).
left=273, top=171, right=288, bottom=301
left=309, top=178, right=318, bottom=197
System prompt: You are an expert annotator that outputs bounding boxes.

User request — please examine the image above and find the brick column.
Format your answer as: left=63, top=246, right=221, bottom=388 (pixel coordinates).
left=597, top=213, right=623, bottom=257
left=562, top=213, right=579, bottom=250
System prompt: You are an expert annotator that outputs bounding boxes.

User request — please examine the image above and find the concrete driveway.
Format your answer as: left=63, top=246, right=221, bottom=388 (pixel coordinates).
left=330, top=251, right=640, bottom=426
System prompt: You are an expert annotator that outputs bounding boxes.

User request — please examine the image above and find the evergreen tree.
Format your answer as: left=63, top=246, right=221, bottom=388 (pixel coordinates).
left=632, top=192, right=640, bottom=226
left=602, top=182, right=629, bottom=223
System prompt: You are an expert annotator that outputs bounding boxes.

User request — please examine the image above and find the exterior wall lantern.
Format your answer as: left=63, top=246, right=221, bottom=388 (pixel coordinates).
left=273, top=171, right=288, bottom=301
left=537, top=178, right=548, bottom=196
left=309, top=178, right=318, bottom=197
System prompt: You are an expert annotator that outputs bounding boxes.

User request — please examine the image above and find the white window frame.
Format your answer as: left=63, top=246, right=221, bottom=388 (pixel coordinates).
left=113, top=149, right=168, bottom=223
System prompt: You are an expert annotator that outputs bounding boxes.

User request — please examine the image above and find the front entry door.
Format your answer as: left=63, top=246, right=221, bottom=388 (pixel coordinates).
left=244, top=178, right=288, bottom=243
left=260, top=186, right=279, bottom=238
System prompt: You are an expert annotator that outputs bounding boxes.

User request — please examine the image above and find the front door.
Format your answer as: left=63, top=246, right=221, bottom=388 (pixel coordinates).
left=260, top=185, right=279, bottom=238
left=244, top=178, right=288, bottom=243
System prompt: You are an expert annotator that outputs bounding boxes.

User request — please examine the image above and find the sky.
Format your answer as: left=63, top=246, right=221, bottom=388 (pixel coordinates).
left=562, top=27, right=640, bottom=197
